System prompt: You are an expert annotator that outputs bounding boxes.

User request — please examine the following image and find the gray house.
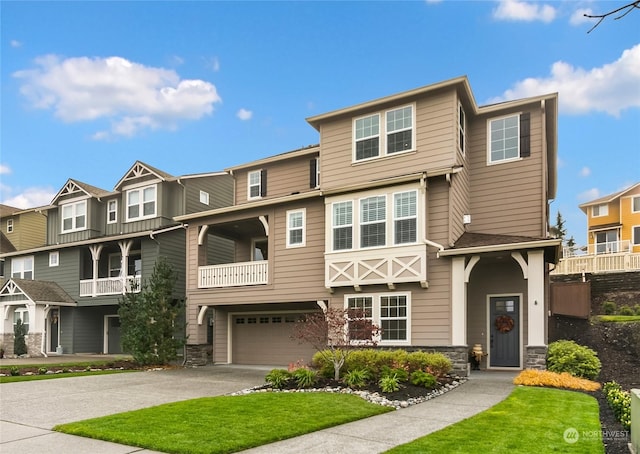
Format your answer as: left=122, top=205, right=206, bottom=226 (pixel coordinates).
left=0, top=161, right=233, bottom=357
left=179, top=76, right=561, bottom=374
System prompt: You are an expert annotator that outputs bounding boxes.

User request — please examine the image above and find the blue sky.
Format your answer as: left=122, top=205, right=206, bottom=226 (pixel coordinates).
left=1, top=0, right=639, bottom=244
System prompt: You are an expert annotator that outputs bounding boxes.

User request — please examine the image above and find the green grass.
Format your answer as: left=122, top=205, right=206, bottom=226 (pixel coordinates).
left=387, top=387, right=603, bottom=454
left=593, top=315, right=640, bottom=322
left=55, top=392, right=393, bottom=453
left=0, top=369, right=135, bottom=383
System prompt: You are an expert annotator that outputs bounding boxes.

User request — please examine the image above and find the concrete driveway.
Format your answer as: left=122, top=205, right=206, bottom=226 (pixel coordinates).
left=0, top=365, right=269, bottom=453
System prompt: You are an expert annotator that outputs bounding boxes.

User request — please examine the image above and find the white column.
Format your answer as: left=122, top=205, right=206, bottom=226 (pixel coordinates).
left=451, top=256, right=467, bottom=345
left=527, top=250, right=546, bottom=346
left=89, top=245, right=103, bottom=297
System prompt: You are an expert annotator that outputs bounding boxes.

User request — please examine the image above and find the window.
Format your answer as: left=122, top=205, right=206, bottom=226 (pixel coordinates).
left=346, top=293, right=410, bottom=343
left=310, top=157, right=320, bottom=188
left=107, top=200, right=117, bottom=224
left=49, top=252, right=59, bottom=267
left=286, top=209, right=306, bottom=247
left=347, top=296, right=374, bottom=340
left=394, top=191, right=417, bottom=244
left=633, top=226, right=640, bottom=246
left=7, top=219, right=13, bottom=233
left=360, top=196, right=386, bottom=248
left=355, top=114, right=380, bottom=160
left=11, top=256, right=34, bottom=279
left=489, top=114, right=519, bottom=163
left=200, top=190, right=210, bottom=205
left=332, top=201, right=353, bottom=250
left=458, top=103, right=466, bottom=155
left=126, top=185, right=156, bottom=221
left=14, top=307, right=29, bottom=333
left=632, top=196, right=640, bottom=213
left=354, top=105, right=414, bottom=163
left=61, top=200, right=87, bottom=232
left=248, top=170, right=267, bottom=199
left=386, top=106, right=413, bottom=154
left=592, top=204, right=609, bottom=217
left=595, top=230, right=618, bottom=254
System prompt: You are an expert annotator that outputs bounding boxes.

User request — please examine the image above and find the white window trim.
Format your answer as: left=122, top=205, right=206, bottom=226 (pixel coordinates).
left=592, top=203, right=609, bottom=218
left=487, top=113, right=521, bottom=165
left=631, top=196, right=640, bottom=214
left=14, top=307, right=30, bottom=332
left=7, top=219, right=13, bottom=233
left=458, top=101, right=466, bottom=156
left=61, top=199, right=87, bottom=233
left=248, top=170, right=262, bottom=200
left=286, top=208, right=306, bottom=248
left=632, top=225, right=640, bottom=246
left=314, top=157, right=320, bottom=189
left=200, top=190, right=210, bottom=205
left=359, top=195, right=387, bottom=249
left=344, top=292, right=411, bottom=344
left=11, top=256, right=34, bottom=279
left=331, top=200, right=354, bottom=251
left=126, top=184, right=157, bottom=222
left=393, top=189, right=418, bottom=246
left=49, top=251, right=59, bottom=267
left=352, top=104, right=416, bottom=163
left=107, top=200, right=118, bottom=224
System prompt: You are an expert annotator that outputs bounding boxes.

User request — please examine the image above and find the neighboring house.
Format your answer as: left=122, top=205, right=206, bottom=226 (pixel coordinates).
left=178, top=76, right=561, bottom=374
left=0, top=204, right=47, bottom=277
left=553, top=182, right=640, bottom=275
left=0, top=161, right=234, bottom=357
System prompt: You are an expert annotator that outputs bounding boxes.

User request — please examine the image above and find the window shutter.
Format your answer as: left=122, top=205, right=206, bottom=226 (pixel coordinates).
left=520, top=112, right=530, bottom=157
left=309, top=158, right=317, bottom=188
left=260, top=169, right=267, bottom=197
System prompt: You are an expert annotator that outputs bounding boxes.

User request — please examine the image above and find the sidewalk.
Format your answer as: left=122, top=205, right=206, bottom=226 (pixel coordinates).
left=0, top=363, right=516, bottom=454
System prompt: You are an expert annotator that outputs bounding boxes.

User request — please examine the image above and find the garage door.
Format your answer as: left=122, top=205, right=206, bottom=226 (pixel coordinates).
left=232, top=314, right=317, bottom=366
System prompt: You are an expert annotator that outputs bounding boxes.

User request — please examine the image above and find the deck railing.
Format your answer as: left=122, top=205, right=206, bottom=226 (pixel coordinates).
left=79, top=275, right=142, bottom=297
left=552, top=251, right=640, bottom=275
left=198, top=261, right=268, bottom=288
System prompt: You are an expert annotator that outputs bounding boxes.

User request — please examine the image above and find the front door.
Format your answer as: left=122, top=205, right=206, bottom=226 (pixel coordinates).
left=489, top=296, right=520, bottom=367
left=106, top=316, right=122, bottom=354
left=49, top=309, right=59, bottom=352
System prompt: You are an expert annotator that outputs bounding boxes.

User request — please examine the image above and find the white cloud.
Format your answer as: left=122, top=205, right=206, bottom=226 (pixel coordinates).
left=237, top=108, right=253, bottom=120
left=1, top=187, right=56, bottom=209
left=13, top=55, right=222, bottom=139
left=570, top=8, right=593, bottom=26
left=578, top=188, right=600, bottom=202
left=580, top=167, right=591, bottom=177
left=490, top=44, right=640, bottom=116
left=0, top=164, right=11, bottom=175
left=204, top=56, right=220, bottom=72
left=10, top=40, right=22, bottom=48
left=493, top=0, right=556, bottom=23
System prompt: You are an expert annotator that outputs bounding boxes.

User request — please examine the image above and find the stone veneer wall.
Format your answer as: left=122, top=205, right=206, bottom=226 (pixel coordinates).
left=184, top=344, right=209, bottom=367
left=525, top=345, right=548, bottom=370
left=1, top=333, right=44, bottom=358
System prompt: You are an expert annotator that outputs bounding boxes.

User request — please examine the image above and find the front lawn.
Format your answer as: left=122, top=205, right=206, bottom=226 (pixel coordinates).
left=387, top=386, right=603, bottom=453
left=55, top=392, right=392, bottom=454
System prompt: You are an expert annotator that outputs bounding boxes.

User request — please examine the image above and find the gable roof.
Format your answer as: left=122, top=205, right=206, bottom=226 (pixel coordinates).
left=579, top=182, right=640, bottom=213
left=51, top=179, right=112, bottom=205
left=0, top=204, right=22, bottom=218
left=114, top=161, right=175, bottom=190
left=0, top=278, right=76, bottom=306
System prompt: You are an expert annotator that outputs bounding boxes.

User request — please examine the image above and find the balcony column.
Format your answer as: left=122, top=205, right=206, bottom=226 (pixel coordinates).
left=118, top=241, right=133, bottom=294
left=526, top=250, right=546, bottom=347
left=88, top=245, right=103, bottom=297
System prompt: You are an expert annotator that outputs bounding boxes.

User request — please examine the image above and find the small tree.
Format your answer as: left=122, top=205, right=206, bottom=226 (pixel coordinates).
left=292, top=306, right=380, bottom=380
left=14, top=318, right=27, bottom=356
left=118, top=256, right=185, bottom=365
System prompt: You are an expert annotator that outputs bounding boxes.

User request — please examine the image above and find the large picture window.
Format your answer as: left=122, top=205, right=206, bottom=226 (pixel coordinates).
left=354, top=105, right=414, bottom=162
left=126, top=185, right=156, bottom=221
left=61, top=200, right=87, bottom=232
left=346, top=293, right=410, bottom=343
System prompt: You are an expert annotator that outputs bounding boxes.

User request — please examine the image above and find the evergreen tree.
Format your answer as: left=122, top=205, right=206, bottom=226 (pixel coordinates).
left=550, top=211, right=567, bottom=240
left=118, top=256, right=185, bottom=365
left=14, top=318, right=27, bottom=356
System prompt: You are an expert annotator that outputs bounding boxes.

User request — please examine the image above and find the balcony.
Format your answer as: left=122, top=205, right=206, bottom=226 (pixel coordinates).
left=325, top=244, right=427, bottom=289
left=198, top=260, right=268, bottom=288
left=552, top=241, right=640, bottom=275
left=79, top=275, right=142, bottom=297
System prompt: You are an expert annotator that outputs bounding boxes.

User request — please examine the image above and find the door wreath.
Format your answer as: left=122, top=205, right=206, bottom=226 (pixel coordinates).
left=495, top=315, right=514, bottom=333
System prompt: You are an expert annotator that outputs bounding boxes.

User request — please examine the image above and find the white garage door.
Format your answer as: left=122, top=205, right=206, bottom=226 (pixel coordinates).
left=232, top=314, right=317, bottom=366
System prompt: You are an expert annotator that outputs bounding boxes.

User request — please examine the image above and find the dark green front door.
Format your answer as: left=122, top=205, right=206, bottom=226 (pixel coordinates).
left=489, top=296, right=520, bottom=367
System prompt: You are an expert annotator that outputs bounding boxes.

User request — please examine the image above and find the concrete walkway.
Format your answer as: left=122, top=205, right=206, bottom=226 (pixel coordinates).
left=0, top=358, right=516, bottom=453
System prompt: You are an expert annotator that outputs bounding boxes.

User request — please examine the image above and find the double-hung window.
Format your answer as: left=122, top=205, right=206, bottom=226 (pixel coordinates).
left=126, top=185, right=156, bottom=221
left=332, top=201, right=353, bottom=250
left=61, top=200, right=86, bottom=232
left=12, top=256, right=34, bottom=279
left=632, top=196, right=640, bottom=213
left=355, top=114, right=380, bottom=160
left=360, top=196, right=386, bottom=248
left=386, top=106, right=413, bottom=154
left=286, top=209, right=305, bottom=247
left=354, top=105, right=414, bottom=163
left=633, top=226, right=640, bottom=246
left=347, top=296, right=374, bottom=341
left=489, top=114, right=519, bottom=163
left=7, top=219, right=13, bottom=233
left=592, top=204, right=608, bottom=217
left=107, top=200, right=117, bottom=224
left=394, top=191, right=417, bottom=244
left=346, top=293, right=410, bottom=343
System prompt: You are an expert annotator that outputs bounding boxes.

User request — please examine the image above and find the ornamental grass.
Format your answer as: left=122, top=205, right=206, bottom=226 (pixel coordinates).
left=513, top=369, right=601, bottom=391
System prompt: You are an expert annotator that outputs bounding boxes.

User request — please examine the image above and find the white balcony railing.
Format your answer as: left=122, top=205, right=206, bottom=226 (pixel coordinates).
left=325, top=244, right=427, bottom=289
left=552, top=251, right=640, bottom=275
left=79, top=275, right=142, bottom=297
left=198, top=260, right=268, bottom=288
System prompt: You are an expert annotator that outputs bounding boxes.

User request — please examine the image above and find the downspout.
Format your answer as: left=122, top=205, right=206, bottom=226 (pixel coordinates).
left=424, top=238, right=445, bottom=258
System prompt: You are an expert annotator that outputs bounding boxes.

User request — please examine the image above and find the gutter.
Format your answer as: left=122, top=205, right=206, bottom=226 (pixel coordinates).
left=424, top=238, right=445, bottom=258
left=149, top=224, right=188, bottom=241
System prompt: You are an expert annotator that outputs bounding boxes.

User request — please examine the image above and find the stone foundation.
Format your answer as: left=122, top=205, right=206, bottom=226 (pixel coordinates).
left=184, top=344, right=209, bottom=367
left=525, top=345, right=548, bottom=370
left=1, top=333, right=44, bottom=358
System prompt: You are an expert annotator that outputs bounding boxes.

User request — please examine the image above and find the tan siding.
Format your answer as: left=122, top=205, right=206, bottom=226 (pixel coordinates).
left=467, top=106, right=546, bottom=237
left=450, top=165, right=470, bottom=244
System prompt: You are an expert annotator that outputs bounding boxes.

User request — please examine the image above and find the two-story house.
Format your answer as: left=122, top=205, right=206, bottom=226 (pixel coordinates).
left=179, top=76, right=561, bottom=374
left=0, top=161, right=233, bottom=357
left=0, top=204, right=48, bottom=277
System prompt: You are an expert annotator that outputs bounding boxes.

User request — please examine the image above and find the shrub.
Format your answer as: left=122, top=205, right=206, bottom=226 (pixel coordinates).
left=603, top=381, right=631, bottom=430
left=634, top=304, right=640, bottom=316
left=424, top=353, right=453, bottom=379
left=379, top=373, right=401, bottom=393
left=513, top=369, right=601, bottom=392
left=9, top=366, right=20, bottom=376
left=38, top=367, right=48, bottom=375
left=618, top=305, right=635, bottom=316
left=343, top=368, right=371, bottom=389
left=380, top=366, right=408, bottom=382
left=546, top=340, right=601, bottom=380
left=601, top=301, right=617, bottom=315
left=312, top=350, right=341, bottom=378
left=410, top=370, right=437, bottom=389
left=265, top=369, right=291, bottom=389
left=292, top=368, right=318, bottom=388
